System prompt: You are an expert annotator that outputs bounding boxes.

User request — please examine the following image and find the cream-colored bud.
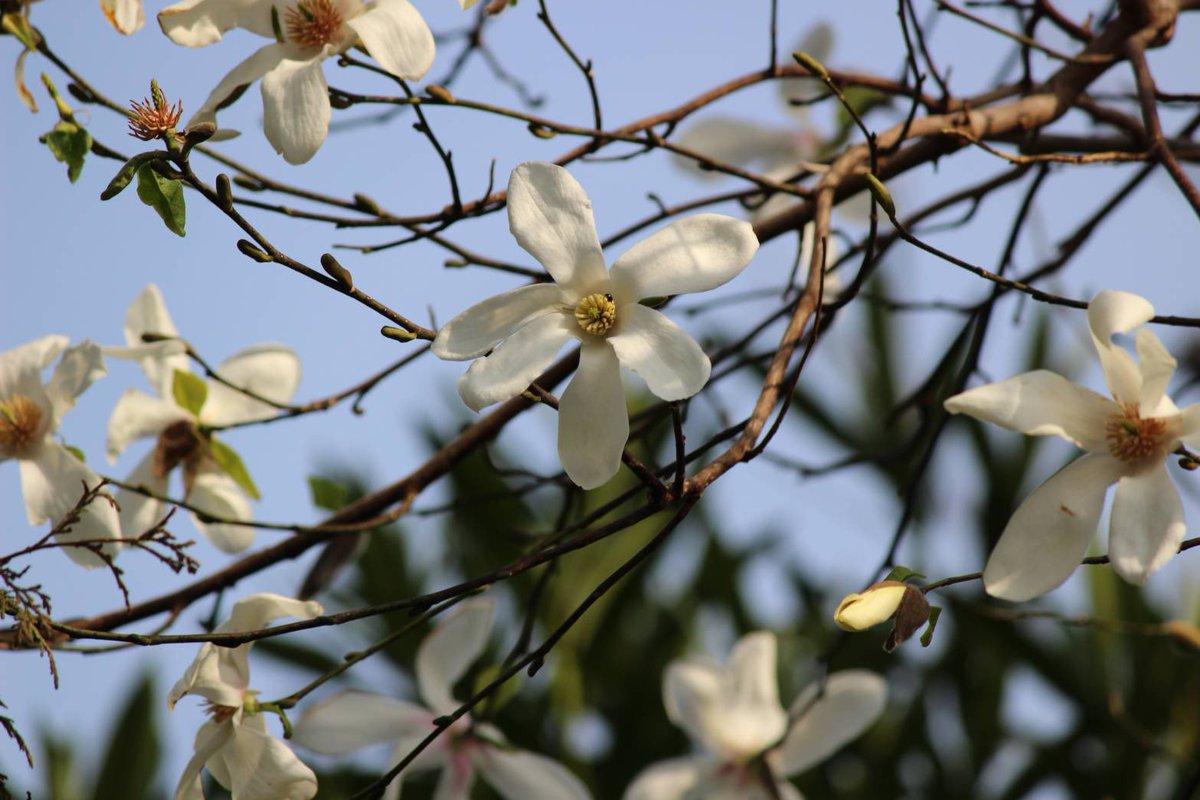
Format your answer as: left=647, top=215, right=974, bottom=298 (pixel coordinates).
left=834, top=581, right=908, bottom=632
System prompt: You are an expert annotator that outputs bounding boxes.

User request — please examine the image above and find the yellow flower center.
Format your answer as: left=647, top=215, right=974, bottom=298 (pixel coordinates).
left=285, top=0, right=345, bottom=48
left=1105, top=403, right=1171, bottom=464
left=0, top=394, right=44, bottom=457
left=574, top=293, right=617, bottom=336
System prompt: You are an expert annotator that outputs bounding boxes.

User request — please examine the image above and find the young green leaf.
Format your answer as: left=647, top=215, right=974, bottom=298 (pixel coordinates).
left=920, top=605, right=943, bottom=648
left=101, top=151, right=169, bottom=201
left=136, top=163, right=186, bottom=237
left=171, top=369, right=207, bottom=417
left=63, top=445, right=85, bottom=463
left=210, top=439, right=261, bottom=500
left=883, top=565, right=926, bottom=583
left=307, top=476, right=349, bottom=512
left=43, top=122, right=91, bottom=184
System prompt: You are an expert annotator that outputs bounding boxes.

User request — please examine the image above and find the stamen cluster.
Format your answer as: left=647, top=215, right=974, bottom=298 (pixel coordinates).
left=285, top=0, right=344, bottom=48
left=1105, top=403, right=1170, bottom=463
left=574, top=292, right=617, bottom=336
left=0, top=394, right=44, bottom=456
left=127, top=81, right=183, bottom=141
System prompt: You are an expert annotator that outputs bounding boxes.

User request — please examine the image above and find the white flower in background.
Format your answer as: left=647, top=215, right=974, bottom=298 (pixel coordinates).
left=945, top=290, right=1200, bottom=601
left=158, top=0, right=439, bottom=163
left=1, top=336, right=121, bottom=567
left=101, top=0, right=145, bottom=34
left=432, top=162, right=759, bottom=489
left=106, top=284, right=301, bottom=553
left=293, top=598, right=591, bottom=800
left=169, top=592, right=322, bottom=800
left=624, top=632, right=887, bottom=800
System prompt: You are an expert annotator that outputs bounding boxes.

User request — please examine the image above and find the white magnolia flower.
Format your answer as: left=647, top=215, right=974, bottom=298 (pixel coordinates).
left=106, top=284, right=301, bottom=553
left=1, top=336, right=121, bottom=567
left=293, top=598, right=591, bottom=800
left=169, top=592, right=323, bottom=800
left=432, top=162, right=759, bottom=489
left=158, top=0, right=439, bottom=163
left=945, top=290, right=1200, bottom=601
left=101, top=0, right=145, bottom=34
left=625, top=632, right=887, bottom=800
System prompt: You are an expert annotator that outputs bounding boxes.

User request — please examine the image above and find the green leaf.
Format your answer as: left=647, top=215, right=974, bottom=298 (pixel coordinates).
left=920, top=605, right=943, bottom=648
left=63, top=445, right=85, bottom=463
left=210, top=439, right=261, bottom=500
left=92, top=674, right=160, bottom=800
left=308, top=476, right=349, bottom=512
left=43, top=122, right=90, bottom=184
left=101, top=151, right=168, bottom=201
left=884, top=565, right=926, bottom=583
left=171, top=370, right=207, bottom=417
left=136, top=163, right=186, bottom=237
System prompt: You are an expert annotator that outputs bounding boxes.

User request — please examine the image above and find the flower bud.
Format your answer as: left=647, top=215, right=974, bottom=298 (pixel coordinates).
left=835, top=580, right=931, bottom=653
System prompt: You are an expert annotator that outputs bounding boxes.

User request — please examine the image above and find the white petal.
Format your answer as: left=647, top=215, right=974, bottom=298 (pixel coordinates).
left=433, top=764, right=475, bottom=800
left=1108, top=464, right=1186, bottom=584
left=506, top=163, right=609, bottom=294
left=775, top=670, right=887, bottom=776
left=116, top=452, right=169, bottom=537
left=1087, top=290, right=1154, bottom=405
left=1134, top=328, right=1177, bottom=416
left=174, top=720, right=233, bottom=800
left=725, top=632, right=783, bottom=723
left=607, top=305, right=710, bottom=401
left=456, top=313, right=573, bottom=411
left=944, top=370, right=1115, bottom=453
left=211, top=717, right=318, bottom=800
left=293, top=691, right=433, bottom=755
left=0, top=336, right=67, bottom=410
left=158, top=0, right=275, bottom=46
left=219, top=592, right=324, bottom=635
left=1181, top=403, right=1200, bottom=449
left=201, top=344, right=301, bottom=427
left=347, top=0, right=435, bottom=80
left=119, top=284, right=190, bottom=398
left=106, top=388, right=190, bottom=462
left=473, top=747, right=591, bottom=800
left=433, top=284, right=564, bottom=361
left=558, top=343, right=627, bottom=489
left=609, top=214, right=758, bottom=304
left=189, top=468, right=255, bottom=553
left=19, top=445, right=122, bottom=568
left=674, top=117, right=802, bottom=179
left=187, top=42, right=290, bottom=131
left=45, top=340, right=106, bottom=420
left=662, top=657, right=721, bottom=745
left=622, top=757, right=709, bottom=800
left=261, top=55, right=331, bottom=164
left=418, top=598, right=494, bottom=716
left=983, top=453, right=1125, bottom=602
left=101, top=0, right=145, bottom=34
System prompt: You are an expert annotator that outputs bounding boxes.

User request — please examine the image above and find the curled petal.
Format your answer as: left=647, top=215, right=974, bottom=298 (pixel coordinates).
left=506, top=163, right=608, bottom=294
left=189, top=468, right=255, bottom=553
left=944, top=370, right=1114, bottom=453
left=347, top=0, right=435, bottom=80
left=433, top=283, right=564, bottom=361
left=206, top=715, right=318, bottom=800
left=293, top=691, right=433, bottom=755
left=107, top=388, right=190, bottom=462
left=558, top=343, right=627, bottom=489
left=418, top=598, right=494, bottom=717
left=159, top=0, right=275, bottom=47
left=174, top=719, right=234, bottom=800
left=45, top=340, right=106, bottom=420
left=1109, top=464, right=1185, bottom=585
left=186, top=42, right=289, bottom=132
left=202, top=344, right=301, bottom=427
left=1134, top=328, right=1177, bottom=417
left=473, top=746, right=591, bottom=800
left=101, top=0, right=145, bottom=34
left=607, top=305, right=710, bottom=401
left=608, top=214, right=759, bottom=304
left=775, top=670, right=887, bottom=776
left=833, top=582, right=908, bottom=632
left=1087, top=290, right=1154, bottom=405
left=261, top=55, right=331, bottom=164
left=0, top=336, right=68, bottom=410
left=983, top=453, right=1125, bottom=602
left=456, top=313, right=573, bottom=411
